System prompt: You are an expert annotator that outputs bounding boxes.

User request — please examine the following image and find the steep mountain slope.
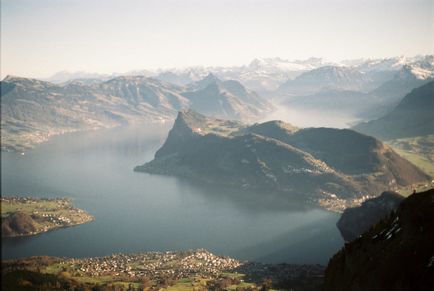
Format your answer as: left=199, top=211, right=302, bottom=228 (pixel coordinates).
left=336, top=191, right=404, bottom=242
left=135, top=110, right=430, bottom=210
left=353, top=80, right=434, bottom=140
left=1, top=75, right=271, bottom=151
left=366, top=65, right=433, bottom=113
left=324, top=189, right=434, bottom=291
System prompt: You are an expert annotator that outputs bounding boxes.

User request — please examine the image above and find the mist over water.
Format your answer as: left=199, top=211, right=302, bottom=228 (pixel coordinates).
left=1, top=124, right=343, bottom=264
left=261, top=104, right=361, bottom=128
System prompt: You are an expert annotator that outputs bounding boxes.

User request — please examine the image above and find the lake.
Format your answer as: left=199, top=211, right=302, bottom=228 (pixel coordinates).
left=1, top=124, right=343, bottom=264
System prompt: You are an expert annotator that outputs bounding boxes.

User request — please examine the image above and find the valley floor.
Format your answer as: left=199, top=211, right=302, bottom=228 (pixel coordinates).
left=386, top=135, right=434, bottom=178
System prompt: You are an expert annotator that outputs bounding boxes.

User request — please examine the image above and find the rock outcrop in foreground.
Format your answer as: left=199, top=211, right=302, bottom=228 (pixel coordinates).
left=336, top=191, right=404, bottom=242
left=324, top=189, right=434, bottom=291
left=136, top=110, right=430, bottom=211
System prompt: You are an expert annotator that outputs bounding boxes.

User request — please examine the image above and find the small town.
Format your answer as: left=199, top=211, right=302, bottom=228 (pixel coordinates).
left=32, top=249, right=325, bottom=290
left=58, top=249, right=242, bottom=282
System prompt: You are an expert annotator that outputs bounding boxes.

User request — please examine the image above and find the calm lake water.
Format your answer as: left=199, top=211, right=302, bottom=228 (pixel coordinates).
left=1, top=124, right=343, bottom=264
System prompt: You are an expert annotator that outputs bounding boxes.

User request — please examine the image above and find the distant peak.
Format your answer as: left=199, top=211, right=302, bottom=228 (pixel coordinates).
left=202, top=73, right=219, bottom=82
left=2, top=75, right=55, bottom=86
left=397, top=64, right=434, bottom=80
left=178, top=108, right=204, bottom=118
left=249, top=58, right=264, bottom=67
left=265, top=120, right=297, bottom=130
left=107, top=75, right=148, bottom=81
left=190, top=73, right=221, bottom=90
left=3, top=75, right=29, bottom=82
left=175, top=109, right=207, bottom=127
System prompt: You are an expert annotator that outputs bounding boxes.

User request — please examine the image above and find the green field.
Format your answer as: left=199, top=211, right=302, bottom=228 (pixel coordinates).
left=387, top=135, right=434, bottom=177
left=389, top=136, right=434, bottom=197
left=1, top=197, right=94, bottom=237
left=1, top=199, right=61, bottom=216
left=393, top=148, right=434, bottom=178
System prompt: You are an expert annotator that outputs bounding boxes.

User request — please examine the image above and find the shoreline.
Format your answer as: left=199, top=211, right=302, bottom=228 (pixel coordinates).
left=1, top=197, right=94, bottom=238
left=1, top=217, right=95, bottom=239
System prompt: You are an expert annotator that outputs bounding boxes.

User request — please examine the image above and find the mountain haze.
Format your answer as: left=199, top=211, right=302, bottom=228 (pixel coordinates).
left=278, top=66, right=373, bottom=96
left=281, top=60, right=434, bottom=120
left=353, top=80, right=434, bottom=140
left=1, top=75, right=271, bottom=151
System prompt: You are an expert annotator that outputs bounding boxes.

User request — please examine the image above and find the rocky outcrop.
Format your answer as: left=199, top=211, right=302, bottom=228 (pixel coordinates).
left=336, top=191, right=404, bottom=242
left=324, top=189, right=434, bottom=291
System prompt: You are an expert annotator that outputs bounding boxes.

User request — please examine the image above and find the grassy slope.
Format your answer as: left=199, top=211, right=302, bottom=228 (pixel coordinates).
left=386, top=135, right=434, bottom=196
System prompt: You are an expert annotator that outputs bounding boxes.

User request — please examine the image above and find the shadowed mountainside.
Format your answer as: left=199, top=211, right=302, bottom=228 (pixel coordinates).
left=336, top=191, right=404, bottom=242
left=324, top=189, right=434, bottom=291
left=281, top=64, right=433, bottom=120
left=353, top=80, right=434, bottom=140
left=135, top=110, right=430, bottom=210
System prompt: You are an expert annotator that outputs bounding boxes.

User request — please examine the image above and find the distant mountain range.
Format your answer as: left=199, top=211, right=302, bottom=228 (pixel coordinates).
left=44, top=55, right=433, bottom=95
left=281, top=60, right=434, bottom=120
left=1, top=75, right=272, bottom=151
left=3, top=55, right=433, bottom=151
left=135, top=110, right=430, bottom=211
left=44, top=57, right=334, bottom=93
left=278, top=66, right=374, bottom=95
left=42, top=56, right=433, bottom=122
left=353, top=80, right=434, bottom=140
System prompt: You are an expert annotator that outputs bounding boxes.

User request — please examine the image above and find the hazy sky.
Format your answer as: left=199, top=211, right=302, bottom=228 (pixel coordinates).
left=1, top=0, right=433, bottom=78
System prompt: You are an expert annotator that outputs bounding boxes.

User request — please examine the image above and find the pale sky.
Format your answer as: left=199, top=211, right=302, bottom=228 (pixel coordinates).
left=1, top=0, right=433, bottom=79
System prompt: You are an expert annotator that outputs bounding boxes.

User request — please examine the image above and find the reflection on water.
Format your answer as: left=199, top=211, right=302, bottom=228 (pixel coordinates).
left=1, top=124, right=343, bottom=264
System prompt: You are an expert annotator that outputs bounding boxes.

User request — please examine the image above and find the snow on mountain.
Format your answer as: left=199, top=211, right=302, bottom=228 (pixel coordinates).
left=352, top=56, right=409, bottom=72
left=42, top=55, right=434, bottom=94
left=277, top=65, right=373, bottom=95
left=45, top=71, right=120, bottom=84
